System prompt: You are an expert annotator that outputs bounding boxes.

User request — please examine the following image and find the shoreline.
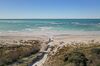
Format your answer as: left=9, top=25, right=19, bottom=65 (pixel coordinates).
left=0, top=30, right=100, bottom=41
left=0, top=30, right=100, bottom=36
left=0, top=33, right=100, bottom=46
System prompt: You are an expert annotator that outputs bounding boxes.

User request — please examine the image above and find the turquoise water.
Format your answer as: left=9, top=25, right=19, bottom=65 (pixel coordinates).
left=0, top=19, right=100, bottom=32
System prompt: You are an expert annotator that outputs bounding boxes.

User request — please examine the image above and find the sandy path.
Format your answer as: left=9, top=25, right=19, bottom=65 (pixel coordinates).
left=32, top=35, right=54, bottom=66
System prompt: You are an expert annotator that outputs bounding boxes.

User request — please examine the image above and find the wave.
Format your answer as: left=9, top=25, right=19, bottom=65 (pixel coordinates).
left=71, top=22, right=100, bottom=26
left=24, top=28, right=34, bottom=31
left=98, top=23, right=100, bottom=25
left=7, top=30, right=19, bottom=33
left=50, top=22, right=62, bottom=25
left=0, top=20, right=19, bottom=23
left=38, top=27, right=53, bottom=31
left=71, top=22, right=90, bottom=25
left=71, top=22, right=80, bottom=25
left=23, top=27, right=53, bottom=32
left=26, top=25, right=31, bottom=27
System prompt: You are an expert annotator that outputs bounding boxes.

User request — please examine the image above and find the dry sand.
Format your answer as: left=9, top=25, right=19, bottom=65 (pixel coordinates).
left=0, top=34, right=100, bottom=45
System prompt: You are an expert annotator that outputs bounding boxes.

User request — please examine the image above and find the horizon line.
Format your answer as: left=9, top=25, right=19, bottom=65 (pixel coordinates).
left=0, top=18, right=100, bottom=19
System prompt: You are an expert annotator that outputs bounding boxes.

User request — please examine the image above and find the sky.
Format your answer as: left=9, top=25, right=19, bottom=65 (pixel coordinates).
left=0, top=0, right=100, bottom=19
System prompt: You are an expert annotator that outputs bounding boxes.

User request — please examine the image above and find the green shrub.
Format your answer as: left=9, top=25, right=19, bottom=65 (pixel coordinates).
left=64, top=51, right=88, bottom=66
left=91, top=48, right=100, bottom=54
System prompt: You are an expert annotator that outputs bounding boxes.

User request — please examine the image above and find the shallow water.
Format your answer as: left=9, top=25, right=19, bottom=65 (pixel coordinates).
left=0, top=19, right=100, bottom=32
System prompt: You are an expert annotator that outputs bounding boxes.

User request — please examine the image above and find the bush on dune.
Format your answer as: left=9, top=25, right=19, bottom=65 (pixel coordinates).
left=0, top=40, right=42, bottom=66
left=64, top=51, right=88, bottom=66
left=43, top=41, right=100, bottom=66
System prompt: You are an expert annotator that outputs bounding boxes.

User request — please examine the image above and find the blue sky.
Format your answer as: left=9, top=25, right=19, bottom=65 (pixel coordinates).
left=0, top=0, right=100, bottom=19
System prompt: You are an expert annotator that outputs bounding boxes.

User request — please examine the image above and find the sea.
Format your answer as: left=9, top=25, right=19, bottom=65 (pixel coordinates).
left=0, top=19, right=100, bottom=35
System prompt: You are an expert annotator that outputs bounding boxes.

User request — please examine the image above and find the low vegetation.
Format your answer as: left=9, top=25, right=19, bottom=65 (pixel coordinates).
left=0, top=40, right=42, bottom=66
left=44, top=40, right=100, bottom=66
